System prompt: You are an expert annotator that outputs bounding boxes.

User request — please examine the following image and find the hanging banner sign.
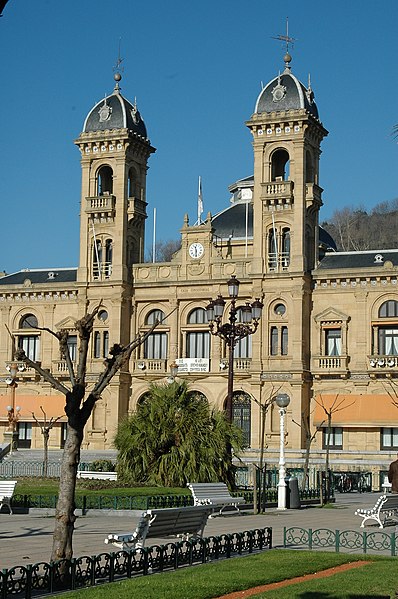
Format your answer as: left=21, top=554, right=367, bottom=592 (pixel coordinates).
left=176, top=358, right=209, bottom=373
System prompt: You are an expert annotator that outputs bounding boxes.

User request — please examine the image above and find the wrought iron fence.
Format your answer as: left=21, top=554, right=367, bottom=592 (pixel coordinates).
left=0, top=461, right=62, bottom=478
left=0, top=528, right=272, bottom=598
left=284, top=527, right=398, bottom=556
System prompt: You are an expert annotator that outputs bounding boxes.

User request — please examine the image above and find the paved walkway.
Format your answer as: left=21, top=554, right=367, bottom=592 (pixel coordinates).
left=0, top=492, right=393, bottom=569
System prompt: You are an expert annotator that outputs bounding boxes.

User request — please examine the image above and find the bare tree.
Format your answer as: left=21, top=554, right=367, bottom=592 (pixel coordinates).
left=31, top=407, right=63, bottom=477
left=292, top=408, right=324, bottom=491
left=314, top=394, right=355, bottom=504
left=248, top=386, right=281, bottom=513
left=15, top=303, right=161, bottom=562
left=145, top=239, right=181, bottom=262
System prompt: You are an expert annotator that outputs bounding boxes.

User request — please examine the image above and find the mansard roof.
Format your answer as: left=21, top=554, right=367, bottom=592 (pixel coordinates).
left=254, top=54, right=319, bottom=119
left=0, top=268, right=77, bottom=286
left=83, top=76, right=148, bottom=139
left=316, top=249, right=398, bottom=271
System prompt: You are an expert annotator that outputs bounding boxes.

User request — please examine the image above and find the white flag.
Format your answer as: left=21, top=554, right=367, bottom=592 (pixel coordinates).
left=198, top=176, right=203, bottom=220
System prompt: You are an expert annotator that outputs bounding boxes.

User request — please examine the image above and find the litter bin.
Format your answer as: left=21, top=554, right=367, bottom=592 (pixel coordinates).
left=285, top=477, right=301, bottom=509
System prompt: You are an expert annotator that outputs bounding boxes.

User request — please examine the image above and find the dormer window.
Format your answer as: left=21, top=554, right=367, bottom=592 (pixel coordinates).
left=374, top=254, right=384, bottom=264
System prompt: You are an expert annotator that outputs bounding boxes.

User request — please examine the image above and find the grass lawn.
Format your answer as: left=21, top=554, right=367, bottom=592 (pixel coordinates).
left=61, top=550, right=397, bottom=599
left=14, top=477, right=188, bottom=497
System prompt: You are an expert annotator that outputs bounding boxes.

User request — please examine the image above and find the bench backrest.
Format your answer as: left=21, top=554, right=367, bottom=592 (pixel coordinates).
left=187, top=482, right=232, bottom=500
left=0, top=481, right=17, bottom=497
left=144, top=506, right=211, bottom=538
left=380, top=494, right=398, bottom=510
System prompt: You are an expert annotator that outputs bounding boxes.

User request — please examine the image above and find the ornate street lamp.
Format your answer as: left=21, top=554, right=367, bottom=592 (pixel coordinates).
left=206, top=276, right=263, bottom=423
left=275, top=393, right=290, bottom=510
left=167, top=360, right=179, bottom=383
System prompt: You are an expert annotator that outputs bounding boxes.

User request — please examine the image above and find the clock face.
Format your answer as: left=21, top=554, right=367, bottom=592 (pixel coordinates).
left=189, top=242, right=204, bottom=259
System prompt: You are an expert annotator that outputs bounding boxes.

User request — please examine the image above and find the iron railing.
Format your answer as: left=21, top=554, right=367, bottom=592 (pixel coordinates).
left=284, top=527, right=398, bottom=556
left=0, top=528, right=272, bottom=598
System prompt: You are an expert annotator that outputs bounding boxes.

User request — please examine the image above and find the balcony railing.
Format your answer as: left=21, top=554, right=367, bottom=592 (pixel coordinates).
left=260, top=180, right=294, bottom=207
left=312, top=355, right=349, bottom=377
left=135, top=359, right=167, bottom=373
left=234, top=358, right=252, bottom=371
left=85, top=195, right=116, bottom=217
left=268, top=252, right=290, bottom=272
left=368, top=355, right=398, bottom=370
left=93, top=262, right=112, bottom=281
left=305, top=183, right=322, bottom=207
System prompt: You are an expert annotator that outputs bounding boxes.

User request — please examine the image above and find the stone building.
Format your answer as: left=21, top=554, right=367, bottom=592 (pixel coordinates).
left=0, top=52, right=397, bottom=489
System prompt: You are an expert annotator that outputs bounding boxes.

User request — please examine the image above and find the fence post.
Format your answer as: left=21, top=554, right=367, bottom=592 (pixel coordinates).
left=335, top=530, right=340, bottom=553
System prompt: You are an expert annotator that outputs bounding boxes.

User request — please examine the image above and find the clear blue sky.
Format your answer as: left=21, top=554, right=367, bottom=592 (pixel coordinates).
left=0, top=1, right=397, bottom=273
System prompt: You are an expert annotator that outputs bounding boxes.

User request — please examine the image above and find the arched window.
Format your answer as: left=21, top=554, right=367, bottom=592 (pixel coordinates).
left=374, top=300, right=398, bottom=357
left=186, top=308, right=210, bottom=359
left=92, top=237, right=112, bottom=280
left=234, top=308, right=252, bottom=359
left=268, top=227, right=290, bottom=272
left=97, top=165, right=113, bottom=195
left=128, top=166, right=139, bottom=198
left=232, top=391, right=251, bottom=447
left=144, top=310, right=168, bottom=359
left=281, top=228, right=290, bottom=267
left=20, top=314, right=38, bottom=328
left=269, top=303, right=288, bottom=357
left=271, top=149, right=290, bottom=181
left=146, top=309, right=165, bottom=325
left=305, top=150, right=315, bottom=183
left=379, top=301, right=398, bottom=318
left=18, top=314, right=40, bottom=360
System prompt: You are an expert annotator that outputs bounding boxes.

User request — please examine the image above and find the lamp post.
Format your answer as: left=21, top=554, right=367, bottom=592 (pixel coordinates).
left=275, top=393, right=290, bottom=510
left=167, top=360, right=179, bottom=383
left=4, top=363, right=23, bottom=453
left=206, top=276, right=263, bottom=423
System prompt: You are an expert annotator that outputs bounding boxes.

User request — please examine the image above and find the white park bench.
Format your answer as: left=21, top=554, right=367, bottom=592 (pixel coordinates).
left=0, top=480, right=17, bottom=514
left=77, top=471, right=117, bottom=481
left=187, top=482, right=244, bottom=517
left=354, top=494, right=398, bottom=528
left=105, top=505, right=212, bottom=550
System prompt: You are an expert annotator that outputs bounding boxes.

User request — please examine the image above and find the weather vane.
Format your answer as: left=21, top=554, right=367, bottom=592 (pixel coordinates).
left=113, top=38, right=124, bottom=75
left=272, top=17, right=296, bottom=53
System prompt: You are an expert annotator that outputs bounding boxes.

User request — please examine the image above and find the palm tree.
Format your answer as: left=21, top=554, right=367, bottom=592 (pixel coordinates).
left=114, top=380, right=243, bottom=488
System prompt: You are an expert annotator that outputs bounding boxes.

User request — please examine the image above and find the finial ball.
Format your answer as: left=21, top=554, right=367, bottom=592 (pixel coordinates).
left=284, top=53, right=292, bottom=64
left=114, top=72, right=122, bottom=82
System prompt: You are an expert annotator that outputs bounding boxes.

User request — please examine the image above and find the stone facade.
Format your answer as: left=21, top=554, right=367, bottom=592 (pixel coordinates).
left=0, top=54, right=397, bottom=489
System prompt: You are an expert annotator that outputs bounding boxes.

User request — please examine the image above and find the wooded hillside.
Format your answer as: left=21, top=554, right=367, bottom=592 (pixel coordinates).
left=321, top=198, right=398, bottom=252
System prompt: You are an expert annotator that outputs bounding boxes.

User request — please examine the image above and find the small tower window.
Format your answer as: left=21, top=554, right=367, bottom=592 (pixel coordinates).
left=97, top=165, right=113, bottom=195
left=92, top=237, right=112, bottom=280
left=271, top=149, right=290, bottom=181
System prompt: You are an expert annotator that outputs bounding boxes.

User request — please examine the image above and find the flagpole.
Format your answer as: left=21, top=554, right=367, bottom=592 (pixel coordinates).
left=152, top=208, right=156, bottom=263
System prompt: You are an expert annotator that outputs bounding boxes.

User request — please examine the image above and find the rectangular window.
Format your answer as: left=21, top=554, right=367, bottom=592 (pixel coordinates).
left=325, top=329, right=342, bottom=356
left=234, top=335, right=252, bottom=359
left=103, top=331, right=109, bottom=358
left=144, top=332, right=168, bottom=359
left=18, top=335, right=40, bottom=361
left=322, top=427, right=343, bottom=450
left=381, top=427, right=398, bottom=450
left=378, top=328, right=398, bottom=356
left=94, top=331, right=101, bottom=358
left=67, top=335, right=77, bottom=361
left=186, top=332, right=210, bottom=358
left=270, top=327, right=278, bottom=355
left=17, top=423, right=32, bottom=448
left=281, top=326, right=288, bottom=355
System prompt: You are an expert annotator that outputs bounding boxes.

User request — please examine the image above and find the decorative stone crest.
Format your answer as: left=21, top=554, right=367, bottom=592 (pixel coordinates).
left=271, top=74, right=286, bottom=102
left=98, top=98, right=112, bottom=122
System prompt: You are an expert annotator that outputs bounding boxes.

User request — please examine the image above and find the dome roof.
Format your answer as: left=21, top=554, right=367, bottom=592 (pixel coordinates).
left=83, top=77, right=148, bottom=138
left=254, top=55, right=319, bottom=119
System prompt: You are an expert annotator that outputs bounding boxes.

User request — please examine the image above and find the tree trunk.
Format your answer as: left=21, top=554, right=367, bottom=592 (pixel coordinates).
left=51, top=424, right=83, bottom=562
left=302, top=436, right=311, bottom=491
left=43, top=430, right=49, bottom=477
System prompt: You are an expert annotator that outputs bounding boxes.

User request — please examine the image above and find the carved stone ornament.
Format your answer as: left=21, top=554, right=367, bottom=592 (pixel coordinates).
left=98, top=99, right=112, bottom=122
left=271, top=74, right=286, bottom=103
left=131, top=105, right=141, bottom=124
